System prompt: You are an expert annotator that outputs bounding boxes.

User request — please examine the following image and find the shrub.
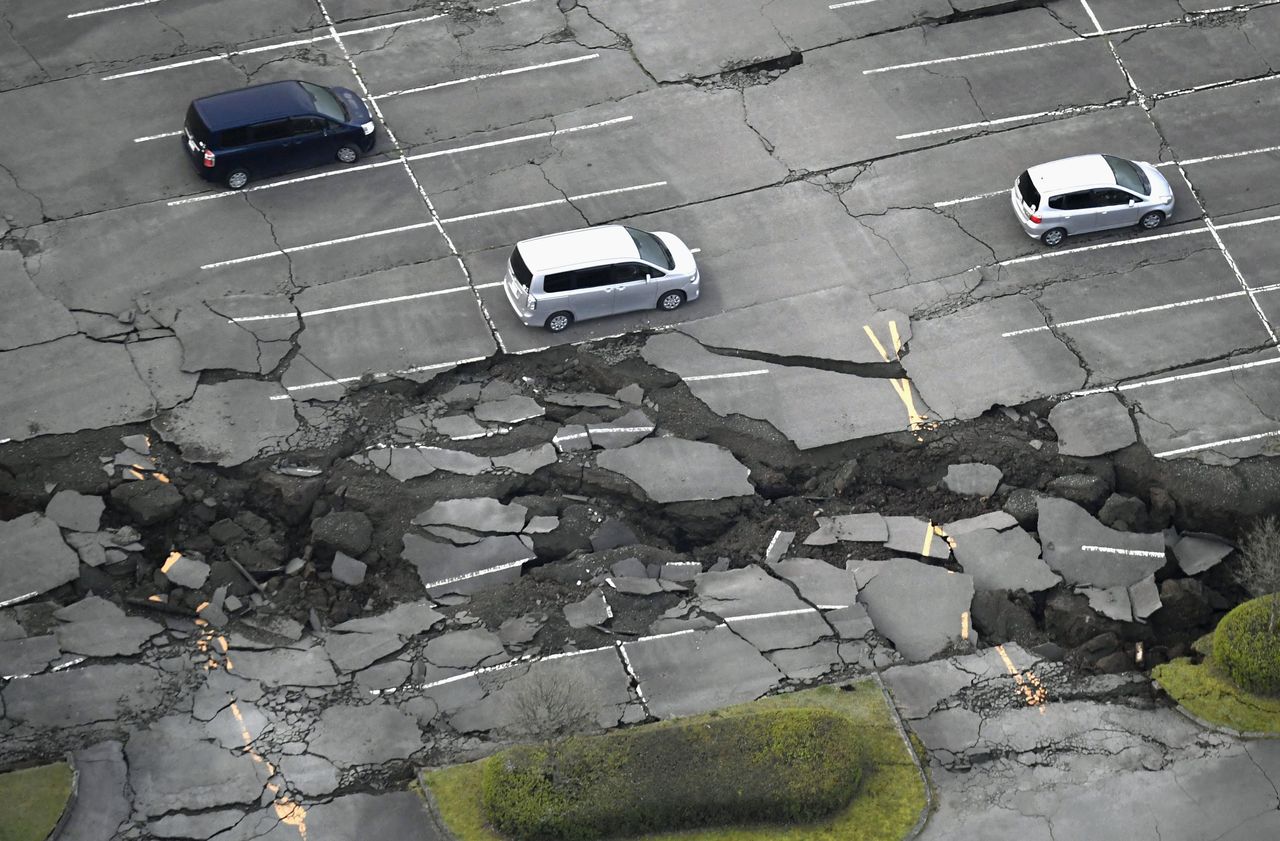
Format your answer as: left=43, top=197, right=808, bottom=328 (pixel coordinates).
left=481, top=708, right=866, bottom=841
left=1213, top=596, right=1280, bottom=696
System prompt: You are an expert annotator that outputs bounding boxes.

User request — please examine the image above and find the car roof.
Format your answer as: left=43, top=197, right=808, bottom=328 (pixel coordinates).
left=192, top=81, right=314, bottom=131
left=516, top=225, right=639, bottom=274
left=1027, top=154, right=1116, bottom=194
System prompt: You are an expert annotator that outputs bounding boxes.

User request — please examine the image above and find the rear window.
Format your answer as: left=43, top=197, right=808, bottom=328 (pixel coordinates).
left=626, top=227, right=674, bottom=270
left=1103, top=155, right=1150, bottom=196
left=185, top=104, right=211, bottom=145
left=509, top=247, right=532, bottom=289
left=1016, top=171, right=1040, bottom=209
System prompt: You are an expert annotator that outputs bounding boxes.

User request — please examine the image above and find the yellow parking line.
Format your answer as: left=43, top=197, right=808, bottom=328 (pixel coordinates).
left=864, top=323, right=931, bottom=433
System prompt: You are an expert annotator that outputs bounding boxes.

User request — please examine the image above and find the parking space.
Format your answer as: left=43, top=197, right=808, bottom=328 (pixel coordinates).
left=3, top=0, right=1280, bottom=458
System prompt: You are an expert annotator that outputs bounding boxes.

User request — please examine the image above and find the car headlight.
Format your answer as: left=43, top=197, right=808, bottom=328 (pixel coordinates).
left=361, top=120, right=376, bottom=135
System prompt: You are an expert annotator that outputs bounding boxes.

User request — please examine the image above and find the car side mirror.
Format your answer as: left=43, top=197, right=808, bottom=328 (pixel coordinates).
left=646, top=274, right=652, bottom=281
left=1129, top=199, right=1136, bottom=206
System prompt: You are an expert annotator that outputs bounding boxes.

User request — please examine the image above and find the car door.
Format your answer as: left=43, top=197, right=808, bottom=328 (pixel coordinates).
left=609, top=263, right=657, bottom=315
left=247, top=119, right=294, bottom=176
left=287, top=116, right=331, bottom=169
left=1044, top=191, right=1098, bottom=234
left=541, top=267, right=613, bottom=323
left=1085, top=188, right=1136, bottom=231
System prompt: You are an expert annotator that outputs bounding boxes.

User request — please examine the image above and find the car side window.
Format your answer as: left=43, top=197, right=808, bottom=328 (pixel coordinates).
left=543, top=272, right=574, bottom=294
left=1047, top=192, right=1092, bottom=211
left=250, top=119, right=292, bottom=143
left=1092, top=189, right=1130, bottom=207
left=574, top=267, right=614, bottom=290
left=219, top=127, right=250, bottom=148
left=291, top=117, right=326, bottom=136
left=613, top=264, right=651, bottom=283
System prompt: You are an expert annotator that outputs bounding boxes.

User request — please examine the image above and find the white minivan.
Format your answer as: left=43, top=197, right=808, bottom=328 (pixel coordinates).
left=502, top=225, right=700, bottom=332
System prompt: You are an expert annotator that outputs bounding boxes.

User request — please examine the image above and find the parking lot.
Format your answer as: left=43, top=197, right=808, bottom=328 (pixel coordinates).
left=4, top=0, right=1280, bottom=459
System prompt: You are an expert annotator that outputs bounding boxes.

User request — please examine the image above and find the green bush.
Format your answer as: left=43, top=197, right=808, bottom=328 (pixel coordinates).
left=481, top=708, right=866, bottom=841
left=1212, top=596, right=1280, bottom=696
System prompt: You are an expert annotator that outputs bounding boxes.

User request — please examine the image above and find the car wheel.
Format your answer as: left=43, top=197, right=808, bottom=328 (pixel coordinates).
left=336, top=145, right=359, bottom=164
left=545, top=312, right=573, bottom=333
left=226, top=169, right=250, bottom=190
left=1041, top=227, right=1067, bottom=247
left=657, top=291, right=686, bottom=312
left=1139, top=210, right=1165, bottom=230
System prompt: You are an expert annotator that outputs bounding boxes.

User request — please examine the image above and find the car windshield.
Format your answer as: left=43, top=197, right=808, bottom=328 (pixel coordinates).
left=626, top=227, right=674, bottom=270
left=509, top=246, right=532, bottom=289
left=1016, top=171, right=1040, bottom=209
left=1103, top=155, right=1150, bottom=196
left=301, top=82, right=347, bottom=122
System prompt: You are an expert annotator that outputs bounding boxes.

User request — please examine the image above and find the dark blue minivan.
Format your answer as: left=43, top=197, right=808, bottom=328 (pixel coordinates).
left=183, top=80, right=377, bottom=189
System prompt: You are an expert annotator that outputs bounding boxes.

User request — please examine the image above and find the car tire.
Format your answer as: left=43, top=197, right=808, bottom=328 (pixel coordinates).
left=657, top=291, right=686, bottom=312
left=1041, top=228, right=1067, bottom=247
left=336, top=145, right=360, bottom=164
left=226, top=169, right=250, bottom=190
left=545, top=312, right=573, bottom=333
left=1139, top=210, right=1165, bottom=230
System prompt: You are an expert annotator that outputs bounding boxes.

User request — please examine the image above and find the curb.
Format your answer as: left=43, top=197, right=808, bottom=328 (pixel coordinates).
left=869, top=672, right=934, bottom=841
left=45, top=753, right=80, bottom=841
left=415, top=771, right=460, bottom=841
left=1151, top=680, right=1280, bottom=740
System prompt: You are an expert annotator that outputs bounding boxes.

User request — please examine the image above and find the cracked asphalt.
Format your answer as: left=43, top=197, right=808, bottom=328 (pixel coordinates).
left=4, top=1, right=1280, bottom=839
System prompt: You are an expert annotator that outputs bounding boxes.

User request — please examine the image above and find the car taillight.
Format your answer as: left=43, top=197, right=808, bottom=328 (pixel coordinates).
left=1029, top=213, right=1041, bottom=224
left=202, top=149, right=215, bottom=168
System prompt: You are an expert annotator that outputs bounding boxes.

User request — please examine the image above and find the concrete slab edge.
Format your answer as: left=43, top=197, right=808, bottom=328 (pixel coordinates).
left=1151, top=680, right=1280, bottom=741
left=869, top=672, right=935, bottom=840
left=415, top=775, right=460, bottom=841
left=45, top=751, right=80, bottom=841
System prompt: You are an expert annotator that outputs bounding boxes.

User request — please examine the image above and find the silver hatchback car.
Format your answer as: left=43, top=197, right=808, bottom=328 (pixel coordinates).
left=503, top=225, right=700, bottom=332
left=1011, top=154, right=1175, bottom=247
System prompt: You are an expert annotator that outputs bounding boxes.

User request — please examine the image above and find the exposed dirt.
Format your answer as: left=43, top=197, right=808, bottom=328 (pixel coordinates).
left=0, top=338, right=1270, bottom=683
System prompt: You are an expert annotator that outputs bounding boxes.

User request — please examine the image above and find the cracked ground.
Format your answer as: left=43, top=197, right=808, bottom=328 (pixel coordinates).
left=3, top=0, right=1280, bottom=839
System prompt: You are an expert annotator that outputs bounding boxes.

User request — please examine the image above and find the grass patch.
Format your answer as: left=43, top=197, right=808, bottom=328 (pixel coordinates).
left=421, top=681, right=925, bottom=841
left=0, top=762, right=74, bottom=841
left=1154, top=657, right=1280, bottom=734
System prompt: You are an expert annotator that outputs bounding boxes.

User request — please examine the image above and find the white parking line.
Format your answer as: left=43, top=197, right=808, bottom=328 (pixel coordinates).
left=200, top=220, right=438, bottom=270
left=866, top=36, right=1085, bottom=75
left=933, top=189, right=1005, bottom=209
left=437, top=181, right=668, bottom=224
left=166, top=116, right=633, bottom=206
left=1072, top=355, right=1280, bottom=397
left=68, top=0, right=162, bottom=18
left=998, top=225, right=1209, bottom=266
left=863, top=0, right=1280, bottom=74
left=1182, top=142, right=1280, bottom=165
left=1080, top=545, right=1164, bottom=558
left=419, top=558, right=531, bottom=591
left=897, top=100, right=1125, bottom=140
left=936, top=144, right=1280, bottom=209
left=100, top=0, right=536, bottom=80
left=830, top=0, right=885, bottom=7
left=899, top=68, right=1280, bottom=143
left=133, top=129, right=183, bottom=143
left=103, top=33, right=339, bottom=80
left=372, top=54, right=599, bottom=100
left=723, top=608, right=821, bottom=623
left=0, top=591, right=39, bottom=609
left=1155, top=429, right=1280, bottom=458
left=1002, top=282, right=1280, bottom=337
left=270, top=354, right=491, bottom=398
left=684, top=369, right=770, bottom=382
left=230, top=283, right=501, bottom=322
